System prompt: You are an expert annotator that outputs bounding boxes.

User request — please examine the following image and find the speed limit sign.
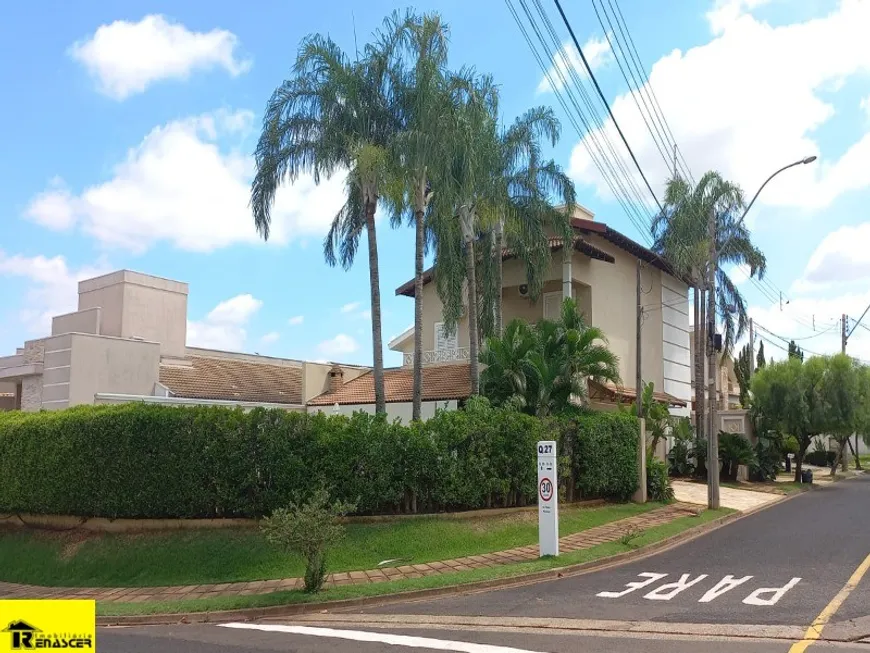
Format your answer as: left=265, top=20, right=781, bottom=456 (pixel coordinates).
left=537, top=440, right=559, bottom=557
left=539, top=477, right=553, bottom=502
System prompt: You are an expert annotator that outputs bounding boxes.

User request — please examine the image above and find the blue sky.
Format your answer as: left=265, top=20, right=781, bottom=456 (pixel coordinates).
left=2, top=0, right=870, bottom=366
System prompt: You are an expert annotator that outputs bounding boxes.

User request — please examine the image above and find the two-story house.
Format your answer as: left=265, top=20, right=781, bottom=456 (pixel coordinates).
left=314, top=205, right=691, bottom=415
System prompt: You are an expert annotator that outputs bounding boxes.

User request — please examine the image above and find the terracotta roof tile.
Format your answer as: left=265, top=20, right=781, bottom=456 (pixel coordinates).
left=589, top=380, right=687, bottom=407
left=159, top=355, right=303, bottom=405
left=308, top=364, right=471, bottom=406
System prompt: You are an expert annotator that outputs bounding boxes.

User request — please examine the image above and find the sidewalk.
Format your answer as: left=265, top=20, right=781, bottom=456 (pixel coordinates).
left=0, top=503, right=698, bottom=605
left=672, top=481, right=783, bottom=511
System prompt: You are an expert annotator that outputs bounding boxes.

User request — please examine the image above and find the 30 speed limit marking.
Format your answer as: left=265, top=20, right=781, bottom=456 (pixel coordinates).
left=539, top=477, right=553, bottom=502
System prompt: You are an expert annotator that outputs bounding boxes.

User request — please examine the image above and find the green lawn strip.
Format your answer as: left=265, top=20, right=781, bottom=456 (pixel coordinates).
left=0, top=503, right=659, bottom=588
left=98, top=508, right=733, bottom=617
left=721, top=480, right=806, bottom=495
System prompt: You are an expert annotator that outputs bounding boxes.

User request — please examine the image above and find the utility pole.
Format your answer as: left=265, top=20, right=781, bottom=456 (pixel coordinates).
left=749, top=318, right=755, bottom=380
left=842, top=314, right=848, bottom=354
left=636, top=259, right=643, bottom=420
left=706, top=207, right=720, bottom=510
left=779, top=291, right=783, bottom=312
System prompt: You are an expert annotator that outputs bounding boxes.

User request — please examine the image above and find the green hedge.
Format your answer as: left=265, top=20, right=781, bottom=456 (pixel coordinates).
left=0, top=400, right=639, bottom=519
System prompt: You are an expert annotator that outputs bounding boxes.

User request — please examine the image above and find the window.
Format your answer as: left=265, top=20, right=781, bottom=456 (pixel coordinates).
left=434, top=322, right=457, bottom=351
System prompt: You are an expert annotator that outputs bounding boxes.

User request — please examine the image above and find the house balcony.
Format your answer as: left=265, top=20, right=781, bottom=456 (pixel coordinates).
left=402, top=348, right=470, bottom=367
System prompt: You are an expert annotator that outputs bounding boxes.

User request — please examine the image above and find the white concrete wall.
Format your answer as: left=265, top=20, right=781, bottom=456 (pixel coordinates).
left=661, top=276, right=691, bottom=417
left=309, top=400, right=458, bottom=423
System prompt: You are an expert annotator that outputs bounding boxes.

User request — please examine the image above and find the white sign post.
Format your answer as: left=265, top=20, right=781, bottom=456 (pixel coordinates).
left=537, top=440, right=559, bottom=557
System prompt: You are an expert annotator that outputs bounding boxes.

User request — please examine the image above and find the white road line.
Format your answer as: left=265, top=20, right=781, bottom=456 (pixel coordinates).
left=219, top=623, right=549, bottom=653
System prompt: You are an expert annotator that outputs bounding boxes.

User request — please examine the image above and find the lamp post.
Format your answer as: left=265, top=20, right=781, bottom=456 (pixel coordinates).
left=706, top=155, right=816, bottom=510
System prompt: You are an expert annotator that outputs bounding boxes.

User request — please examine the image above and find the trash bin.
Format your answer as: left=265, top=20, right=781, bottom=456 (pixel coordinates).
left=801, top=469, right=813, bottom=484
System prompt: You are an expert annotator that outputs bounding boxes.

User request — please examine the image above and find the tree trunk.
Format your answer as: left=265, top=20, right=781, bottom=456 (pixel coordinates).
left=831, top=441, right=846, bottom=477
left=412, top=200, right=425, bottom=421
left=494, top=219, right=504, bottom=337
left=794, top=439, right=808, bottom=483
left=465, top=233, right=480, bottom=395
left=855, top=433, right=863, bottom=469
left=365, top=200, right=386, bottom=414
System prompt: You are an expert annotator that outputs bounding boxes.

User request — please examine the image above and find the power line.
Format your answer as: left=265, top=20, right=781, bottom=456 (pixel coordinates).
left=552, top=0, right=663, bottom=212
left=607, top=0, right=695, bottom=184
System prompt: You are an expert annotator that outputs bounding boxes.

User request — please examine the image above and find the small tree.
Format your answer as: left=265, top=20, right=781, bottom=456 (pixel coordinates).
left=734, top=343, right=752, bottom=407
left=787, top=340, right=804, bottom=362
left=261, top=489, right=356, bottom=593
left=756, top=341, right=766, bottom=369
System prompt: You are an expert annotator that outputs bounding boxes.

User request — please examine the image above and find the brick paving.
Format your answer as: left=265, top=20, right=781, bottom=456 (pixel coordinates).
left=0, top=503, right=697, bottom=604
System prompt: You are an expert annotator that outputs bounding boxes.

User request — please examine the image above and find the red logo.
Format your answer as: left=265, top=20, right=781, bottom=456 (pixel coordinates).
left=539, top=477, right=553, bottom=502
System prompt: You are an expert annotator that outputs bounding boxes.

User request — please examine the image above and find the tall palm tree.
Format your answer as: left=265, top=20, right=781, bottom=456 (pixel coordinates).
left=651, top=171, right=766, bottom=435
left=251, top=27, right=404, bottom=414
left=482, top=106, right=576, bottom=338
left=391, top=11, right=450, bottom=420
left=429, top=70, right=501, bottom=395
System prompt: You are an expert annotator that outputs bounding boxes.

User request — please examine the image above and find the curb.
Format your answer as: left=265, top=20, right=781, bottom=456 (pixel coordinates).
left=97, top=496, right=800, bottom=627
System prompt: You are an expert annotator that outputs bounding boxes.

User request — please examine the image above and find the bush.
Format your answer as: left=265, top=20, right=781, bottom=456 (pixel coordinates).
left=719, top=432, right=756, bottom=482
left=804, top=450, right=836, bottom=467
left=647, top=458, right=674, bottom=503
left=667, top=418, right=695, bottom=477
left=558, top=410, right=639, bottom=502
left=782, top=435, right=799, bottom=456
left=0, top=400, right=636, bottom=519
left=260, top=489, right=356, bottom=593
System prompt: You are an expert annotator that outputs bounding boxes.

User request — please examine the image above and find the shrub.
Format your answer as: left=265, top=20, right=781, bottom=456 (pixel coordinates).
left=782, top=435, right=799, bottom=456
left=719, top=432, right=756, bottom=482
left=804, top=450, right=836, bottom=467
left=646, top=458, right=674, bottom=503
left=667, top=418, right=695, bottom=477
left=260, top=489, right=356, bottom=593
left=559, top=410, right=639, bottom=502
left=0, top=400, right=636, bottom=518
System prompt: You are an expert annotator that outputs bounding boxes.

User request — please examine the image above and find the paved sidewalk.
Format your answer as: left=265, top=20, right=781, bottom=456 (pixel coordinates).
left=672, top=480, right=782, bottom=511
left=0, top=504, right=698, bottom=604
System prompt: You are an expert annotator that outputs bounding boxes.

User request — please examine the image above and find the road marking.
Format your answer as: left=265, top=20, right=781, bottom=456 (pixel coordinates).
left=596, top=572, right=667, bottom=598
left=699, top=575, right=753, bottom=603
left=788, top=552, right=870, bottom=653
left=220, top=623, right=549, bottom=653
left=743, top=577, right=801, bottom=606
left=643, top=573, right=708, bottom=601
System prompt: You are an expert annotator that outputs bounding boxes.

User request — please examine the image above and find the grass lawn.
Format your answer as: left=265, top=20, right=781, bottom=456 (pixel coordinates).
left=722, top=480, right=807, bottom=495
left=0, top=502, right=661, bottom=588
left=98, top=508, right=733, bottom=617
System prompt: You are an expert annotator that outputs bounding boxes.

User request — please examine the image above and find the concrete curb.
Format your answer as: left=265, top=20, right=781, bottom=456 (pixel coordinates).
left=98, top=497, right=792, bottom=627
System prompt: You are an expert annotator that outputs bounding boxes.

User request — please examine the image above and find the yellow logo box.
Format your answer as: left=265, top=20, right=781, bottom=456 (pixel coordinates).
left=1, top=600, right=95, bottom=652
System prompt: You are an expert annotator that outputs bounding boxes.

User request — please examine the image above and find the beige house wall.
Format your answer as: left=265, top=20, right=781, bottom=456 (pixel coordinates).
left=52, top=307, right=101, bottom=336
left=78, top=270, right=188, bottom=358
left=309, top=399, right=458, bottom=423
left=67, top=333, right=161, bottom=407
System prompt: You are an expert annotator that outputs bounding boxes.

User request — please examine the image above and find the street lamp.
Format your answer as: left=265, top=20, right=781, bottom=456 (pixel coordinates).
left=705, top=154, right=817, bottom=511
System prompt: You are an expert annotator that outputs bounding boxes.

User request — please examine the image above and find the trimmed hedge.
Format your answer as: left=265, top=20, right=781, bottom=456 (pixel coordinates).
left=0, top=400, right=639, bottom=519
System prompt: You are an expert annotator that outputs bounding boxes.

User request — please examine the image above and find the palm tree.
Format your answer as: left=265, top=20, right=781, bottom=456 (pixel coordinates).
left=391, top=11, right=450, bottom=420
left=250, top=27, right=404, bottom=414
left=480, top=298, right=620, bottom=417
left=651, top=171, right=766, bottom=436
left=429, top=70, right=501, bottom=395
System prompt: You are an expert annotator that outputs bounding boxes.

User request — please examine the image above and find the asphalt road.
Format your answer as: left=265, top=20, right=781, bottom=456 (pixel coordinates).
left=357, top=474, right=870, bottom=627
left=101, top=475, right=870, bottom=652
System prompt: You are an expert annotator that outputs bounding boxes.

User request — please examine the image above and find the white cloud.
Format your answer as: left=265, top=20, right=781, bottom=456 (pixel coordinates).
left=25, top=178, right=76, bottom=230
left=706, top=0, right=774, bottom=35
left=260, top=331, right=280, bottom=345
left=793, top=223, right=870, bottom=292
left=0, top=252, right=112, bottom=335
left=317, top=334, right=359, bottom=357
left=187, top=293, right=262, bottom=351
left=69, top=14, right=251, bottom=100
left=340, top=301, right=361, bottom=314
left=206, top=294, right=262, bottom=325
left=568, top=0, right=870, bottom=215
left=288, top=315, right=304, bottom=326
left=23, top=109, right=347, bottom=253
left=727, top=264, right=752, bottom=285
left=861, top=95, right=870, bottom=119
left=537, top=35, right=611, bottom=94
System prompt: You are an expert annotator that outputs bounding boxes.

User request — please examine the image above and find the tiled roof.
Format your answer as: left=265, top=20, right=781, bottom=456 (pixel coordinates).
left=307, top=364, right=472, bottom=406
left=159, top=355, right=303, bottom=405
left=395, top=236, right=615, bottom=297
left=589, top=380, right=688, bottom=407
